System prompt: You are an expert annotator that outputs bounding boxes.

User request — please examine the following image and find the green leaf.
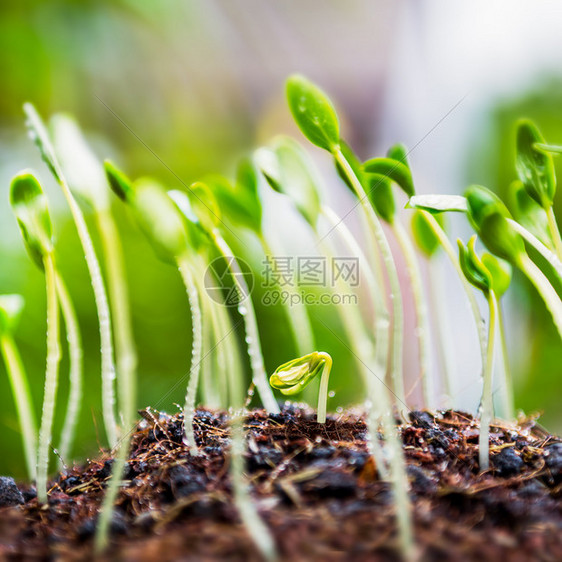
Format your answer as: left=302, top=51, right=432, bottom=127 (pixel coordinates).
left=168, top=189, right=211, bottom=254
left=269, top=352, right=328, bottom=395
left=187, top=181, right=222, bottom=234
left=0, top=295, right=25, bottom=336
left=515, top=119, right=556, bottom=209
left=23, top=103, right=62, bottom=184
left=10, top=171, right=54, bottom=268
left=387, top=143, right=410, bottom=167
left=367, top=174, right=395, bottom=224
left=286, top=75, right=340, bottom=152
left=104, top=160, right=134, bottom=202
left=411, top=210, right=444, bottom=257
left=256, top=136, right=322, bottom=229
left=464, top=185, right=510, bottom=227
left=407, top=194, right=468, bottom=214
left=509, top=180, right=552, bottom=247
left=457, top=236, right=492, bottom=294
left=51, top=114, right=109, bottom=211
left=363, top=157, right=415, bottom=197
left=481, top=253, right=512, bottom=298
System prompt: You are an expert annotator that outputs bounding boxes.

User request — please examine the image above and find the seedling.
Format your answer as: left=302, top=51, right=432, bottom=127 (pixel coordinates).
left=0, top=295, right=37, bottom=480
left=10, top=171, right=61, bottom=503
left=270, top=352, right=332, bottom=423
left=24, top=104, right=119, bottom=449
left=457, top=236, right=500, bottom=471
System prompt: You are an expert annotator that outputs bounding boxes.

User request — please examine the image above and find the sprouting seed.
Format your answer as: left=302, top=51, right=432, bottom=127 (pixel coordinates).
left=10, top=171, right=61, bottom=503
left=270, top=352, right=332, bottom=423
left=0, top=295, right=37, bottom=481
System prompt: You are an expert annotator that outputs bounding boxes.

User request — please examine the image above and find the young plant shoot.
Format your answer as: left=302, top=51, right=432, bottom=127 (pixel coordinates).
left=10, top=171, right=61, bottom=502
left=0, top=295, right=37, bottom=480
left=286, top=74, right=407, bottom=408
left=270, top=352, right=332, bottom=423
left=457, top=236, right=499, bottom=471
left=23, top=104, right=119, bottom=449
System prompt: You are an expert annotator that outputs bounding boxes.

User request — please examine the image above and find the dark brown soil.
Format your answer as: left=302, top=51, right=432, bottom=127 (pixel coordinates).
left=1, top=406, right=561, bottom=561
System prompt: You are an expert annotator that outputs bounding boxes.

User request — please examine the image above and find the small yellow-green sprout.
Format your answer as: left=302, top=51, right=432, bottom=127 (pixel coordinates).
left=270, top=352, right=332, bottom=424
left=0, top=295, right=37, bottom=481
left=10, top=171, right=61, bottom=503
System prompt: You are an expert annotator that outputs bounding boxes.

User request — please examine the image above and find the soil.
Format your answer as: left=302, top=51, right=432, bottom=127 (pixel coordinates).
left=0, top=405, right=561, bottom=561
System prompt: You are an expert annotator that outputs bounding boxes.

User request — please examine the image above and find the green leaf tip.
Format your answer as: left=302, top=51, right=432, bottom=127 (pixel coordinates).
left=367, top=174, right=395, bottom=224
left=457, top=236, right=492, bottom=294
left=515, top=119, right=556, bottom=209
left=286, top=74, right=340, bottom=153
left=104, top=160, right=134, bottom=202
left=0, top=294, right=25, bottom=335
left=269, top=351, right=331, bottom=396
left=363, top=157, right=415, bottom=197
left=10, top=171, right=54, bottom=267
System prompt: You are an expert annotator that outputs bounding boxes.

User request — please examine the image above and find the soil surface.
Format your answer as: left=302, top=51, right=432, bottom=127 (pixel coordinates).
left=0, top=406, right=561, bottom=561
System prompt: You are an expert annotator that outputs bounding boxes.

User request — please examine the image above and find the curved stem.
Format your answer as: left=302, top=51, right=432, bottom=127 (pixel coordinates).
left=496, top=301, right=514, bottom=421
left=519, top=254, right=562, bottom=339
left=0, top=334, right=37, bottom=480
left=421, top=211, right=487, bottom=373
left=393, top=221, right=433, bottom=408
left=334, top=148, right=406, bottom=406
left=212, top=232, right=279, bottom=414
left=479, top=291, right=497, bottom=472
left=56, top=274, right=83, bottom=466
left=177, top=255, right=203, bottom=451
left=37, top=253, right=61, bottom=502
left=316, top=352, right=332, bottom=424
left=96, top=209, right=137, bottom=437
left=507, top=218, right=562, bottom=283
left=546, top=206, right=562, bottom=261
left=260, top=235, right=315, bottom=357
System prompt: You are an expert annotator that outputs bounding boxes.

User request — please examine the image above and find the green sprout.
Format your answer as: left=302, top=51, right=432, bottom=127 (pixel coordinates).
left=515, top=119, right=562, bottom=260
left=457, top=236, right=501, bottom=471
left=24, top=103, right=119, bottom=449
left=0, top=295, right=37, bottom=480
left=285, top=75, right=413, bottom=559
left=51, top=114, right=137, bottom=459
left=270, top=352, right=332, bottom=423
left=465, top=185, right=562, bottom=341
left=10, top=171, right=61, bottom=503
left=364, top=146, right=434, bottom=407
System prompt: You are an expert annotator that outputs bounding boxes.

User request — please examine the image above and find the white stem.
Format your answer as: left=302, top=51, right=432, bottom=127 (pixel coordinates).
left=36, top=253, right=61, bottom=503
left=479, top=291, right=497, bottom=472
left=96, top=209, right=137, bottom=435
left=56, top=274, right=83, bottom=466
left=546, top=206, right=562, bottom=261
left=0, top=335, right=37, bottom=480
left=177, top=256, right=203, bottom=451
left=496, top=302, right=514, bottom=420
left=519, top=254, right=562, bottom=339
left=393, top=221, right=433, bottom=408
left=334, top=148, right=406, bottom=406
left=421, top=211, right=487, bottom=374
left=507, top=218, right=562, bottom=282
left=316, top=352, right=332, bottom=424
left=212, top=232, right=279, bottom=413
left=199, top=293, right=222, bottom=409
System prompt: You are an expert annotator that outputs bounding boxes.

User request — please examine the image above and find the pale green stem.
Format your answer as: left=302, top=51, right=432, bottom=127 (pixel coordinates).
left=316, top=352, right=332, bottom=424
left=496, top=302, right=514, bottom=421
left=260, top=235, right=315, bottom=357
left=334, top=148, right=406, bottom=406
left=427, top=261, right=454, bottom=406
left=199, top=293, right=222, bottom=409
left=36, top=253, right=61, bottom=503
left=421, top=211, right=487, bottom=373
left=211, top=231, right=279, bottom=414
left=54, top=173, right=117, bottom=447
left=96, top=209, right=137, bottom=438
left=0, top=334, right=37, bottom=480
left=393, top=221, right=433, bottom=408
left=518, top=254, right=562, bottom=339
left=479, top=291, right=497, bottom=472
left=56, top=274, right=83, bottom=466
left=546, top=206, right=562, bottom=262
left=507, top=218, right=562, bottom=283
left=177, top=256, right=203, bottom=451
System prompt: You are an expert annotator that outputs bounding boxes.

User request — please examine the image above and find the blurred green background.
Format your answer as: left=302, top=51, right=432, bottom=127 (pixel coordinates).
left=1, top=0, right=562, bottom=478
